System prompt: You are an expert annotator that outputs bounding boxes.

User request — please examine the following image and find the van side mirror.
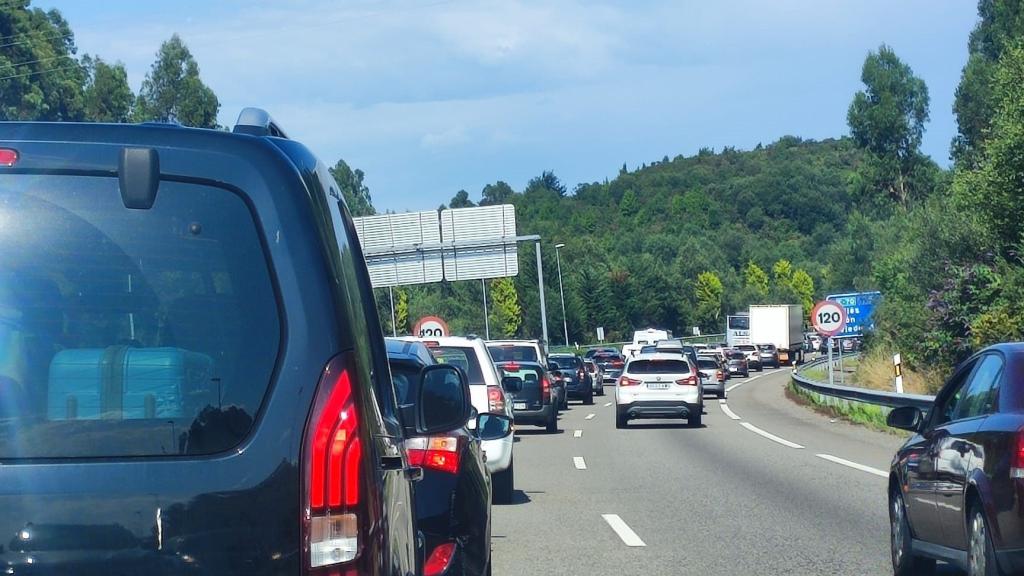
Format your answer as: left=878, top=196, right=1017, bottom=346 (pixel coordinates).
left=416, top=365, right=472, bottom=435
left=502, top=376, right=523, bottom=394
left=475, top=413, right=512, bottom=441
left=887, top=406, right=924, bottom=432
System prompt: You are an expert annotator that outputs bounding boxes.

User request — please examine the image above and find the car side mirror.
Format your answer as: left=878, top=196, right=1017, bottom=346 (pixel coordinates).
left=547, top=362, right=559, bottom=372
left=475, top=413, right=512, bottom=441
left=887, top=406, right=924, bottom=432
left=416, top=364, right=472, bottom=435
left=502, top=376, right=523, bottom=394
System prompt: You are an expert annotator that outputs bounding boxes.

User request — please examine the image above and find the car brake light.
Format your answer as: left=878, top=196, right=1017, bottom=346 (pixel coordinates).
left=0, top=148, right=18, bottom=166
left=675, top=375, right=697, bottom=386
left=424, top=542, right=457, bottom=576
left=541, top=376, right=551, bottom=403
left=1013, top=428, right=1024, bottom=479
left=406, top=436, right=463, bottom=474
left=303, top=354, right=364, bottom=571
left=716, top=370, right=725, bottom=382
left=503, top=362, right=520, bottom=371
left=488, top=386, right=505, bottom=412
left=618, top=376, right=641, bottom=386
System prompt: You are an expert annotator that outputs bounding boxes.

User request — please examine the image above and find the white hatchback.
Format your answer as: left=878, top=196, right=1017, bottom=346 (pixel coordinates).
left=615, top=353, right=704, bottom=428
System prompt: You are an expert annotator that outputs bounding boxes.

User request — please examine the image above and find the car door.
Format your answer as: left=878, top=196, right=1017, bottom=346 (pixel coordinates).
left=933, top=353, right=1003, bottom=550
left=905, top=359, right=976, bottom=545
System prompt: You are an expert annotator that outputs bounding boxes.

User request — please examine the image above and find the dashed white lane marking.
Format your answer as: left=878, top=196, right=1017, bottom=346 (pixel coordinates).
left=604, top=402, right=613, bottom=407
left=573, top=429, right=583, bottom=438
left=816, top=453, right=888, bottom=478
left=573, top=456, right=587, bottom=470
left=740, top=422, right=804, bottom=449
left=585, top=413, right=595, bottom=420
left=719, top=402, right=741, bottom=421
left=602, top=514, right=647, bottom=547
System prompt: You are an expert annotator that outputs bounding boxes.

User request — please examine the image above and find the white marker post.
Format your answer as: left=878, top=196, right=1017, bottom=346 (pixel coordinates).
left=893, top=353, right=904, bottom=394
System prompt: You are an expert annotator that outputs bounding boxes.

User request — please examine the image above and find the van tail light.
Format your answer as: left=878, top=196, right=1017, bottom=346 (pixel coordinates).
left=406, top=436, right=463, bottom=474
left=1012, top=428, right=1024, bottom=479
left=488, top=386, right=505, bottom=412
left=303, top=354, right=364, bottom=572
left=424, top=542, right=457, bottom=576
left=676, top=375, right=697, bottom=386
left=618, top=376, right=642, bottom=387
left=541, top=376, right=551, bottom=403
left=0, top=148, right=18, bottom=167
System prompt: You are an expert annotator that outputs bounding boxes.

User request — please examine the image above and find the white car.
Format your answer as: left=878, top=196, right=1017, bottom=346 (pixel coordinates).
left=486, top=339, right=547, bottom=366
left=615, top=353, right=704, bottom=429
left=401, top=335, right=517, bottom=503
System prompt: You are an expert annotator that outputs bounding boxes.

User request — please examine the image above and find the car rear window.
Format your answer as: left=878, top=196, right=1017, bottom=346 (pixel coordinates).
left=498, top=364, right=543, bottom=385
left=0, top=174, right=280, bottom=458
left=737, top=345, right=756, bottom=352
left=488, top=344, right=538, bottom=363
left=549, top=356, right=578, bottom=370
left=594, top=353, right=621, bottom=363
left=698, top=359, right=720, bottom=369
left=430, top=346, right=486, bottom=385
left=627, top=359, right=690, bottom=374
left=758, top=345, right=775, bottom=351
left=727, top=352, right=746, bottom=360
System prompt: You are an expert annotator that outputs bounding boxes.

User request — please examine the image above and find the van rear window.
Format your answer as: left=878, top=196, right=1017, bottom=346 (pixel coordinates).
left=0, top=175, right=280, bottom=458
left=487, top=345, right=538, bottom=363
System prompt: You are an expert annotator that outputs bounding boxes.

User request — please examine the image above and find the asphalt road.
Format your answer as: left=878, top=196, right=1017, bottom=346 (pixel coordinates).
left=490, top=367, right=964, bottom=576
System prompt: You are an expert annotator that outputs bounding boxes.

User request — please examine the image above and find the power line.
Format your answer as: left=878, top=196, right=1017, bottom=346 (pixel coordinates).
left=0, top=61, right=79, bottom=82
left=0, top=52, right=72, bottom=70
left=0, top=30, right=73, bottom=51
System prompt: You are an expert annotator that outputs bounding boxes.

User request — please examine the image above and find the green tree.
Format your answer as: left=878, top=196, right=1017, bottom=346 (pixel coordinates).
left=81, top=55, right=133, bottom=122
left=619, top=189, right=639, bottom=216
left=847, top=44, right=931, bottom=206
left=395, top=288, right=409, bottom=335
left=480, top=180, right=514, bottom=205
left=526, top=170, right=566, bottom=196
left=772, top=259, right=793, bottom=286
left=0, top=4, right=86, bottom=121
left=744, top=261, right=769, bottom=298
left=490, top=278, right=522, bottom=337
left=694, top=271, right=724, bottom=329
left=448, top=189, right=475, bottom=208
left=790, top=269, right=815, bottom=317
left=330, top=159, right=376, bottom=217
left=134, top=34, right=219, bottom=128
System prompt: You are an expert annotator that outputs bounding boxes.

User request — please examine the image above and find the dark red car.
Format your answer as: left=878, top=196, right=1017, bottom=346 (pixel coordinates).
left=887, top=343, right=1024, bottom=575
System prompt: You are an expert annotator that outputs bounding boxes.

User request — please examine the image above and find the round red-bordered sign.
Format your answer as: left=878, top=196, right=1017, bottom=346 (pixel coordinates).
left=413, top=315, right=450, bottom=338
left=811, top=300, right=847, bottom=337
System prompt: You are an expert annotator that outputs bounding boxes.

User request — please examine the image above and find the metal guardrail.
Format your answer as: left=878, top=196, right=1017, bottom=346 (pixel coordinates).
left=792, top=354, right=935, bottom=411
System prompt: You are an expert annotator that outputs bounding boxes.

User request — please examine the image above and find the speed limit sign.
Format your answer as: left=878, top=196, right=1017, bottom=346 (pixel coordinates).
left=811, top=300, right=847, bottom=337
left=413, top=315, right=450, bottom=338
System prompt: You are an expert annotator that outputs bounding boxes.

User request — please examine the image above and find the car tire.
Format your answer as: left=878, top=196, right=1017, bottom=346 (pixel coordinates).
left=546, top=411, right=558, bottom=433
left=890, top=490, right=935, bottom=576
left=968, top=504, right=1002, bottom=576
left=597, top=385, right=605, bottom=396
left=688, top=409, right=702, bottom=428
left=584, top=391, right=594, bottom=405
left=717, top=389, right=725, bottom=399
left=615, top=413, right=628, bottom=429
left=492, top=459, right=514, bottom=505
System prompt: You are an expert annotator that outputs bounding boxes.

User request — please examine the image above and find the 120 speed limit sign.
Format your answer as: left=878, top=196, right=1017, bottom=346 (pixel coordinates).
left=811, top=300, right=847, bottom=337
left=413, top=315, right=450, bottom=338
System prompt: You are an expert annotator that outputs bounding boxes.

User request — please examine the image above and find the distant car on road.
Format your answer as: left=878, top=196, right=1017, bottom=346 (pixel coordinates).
left=583, top=359, right=605, bottom=396
left=887, top=343, right=1024, bottom=576
left=615, top=354, right=704, bottom=428
left=487, top=339, right=547, bottom=366
left=756, top=343, right=780, bottom=368
left=548, top=353, right=594, bottom=405
left=585, top=347, right=619, bottom=360
left=696, top=357, right=727, bottom=398
left=496, top=361, right=559, bottom=433
left=725, top=350, right=750, bottom=378
left=594, top=352, right=626, bottom=384
left=737, top=344, right=763, bottom=371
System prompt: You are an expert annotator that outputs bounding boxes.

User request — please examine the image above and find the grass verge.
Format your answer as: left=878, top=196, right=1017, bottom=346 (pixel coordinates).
left=786, top=379, right=908, bottom=437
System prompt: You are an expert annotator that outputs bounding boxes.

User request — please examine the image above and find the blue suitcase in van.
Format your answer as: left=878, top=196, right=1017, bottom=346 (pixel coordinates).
left=47, top=346, right=215, bottom=420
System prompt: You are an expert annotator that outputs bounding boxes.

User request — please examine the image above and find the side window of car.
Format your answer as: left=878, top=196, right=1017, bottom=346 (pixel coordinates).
left=931, top=359, right=977, bottom=426
left=953, top=354, right=1004, bottom=421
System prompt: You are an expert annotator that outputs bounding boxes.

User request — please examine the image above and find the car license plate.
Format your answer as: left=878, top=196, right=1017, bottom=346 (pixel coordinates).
left=647, top=382, right=669, bottom=390
left=514, top=402, right=528, bottom=410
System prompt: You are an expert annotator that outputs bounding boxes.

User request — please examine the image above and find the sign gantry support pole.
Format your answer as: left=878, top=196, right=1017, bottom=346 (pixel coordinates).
left=388, top=286, right=397, bottom=337
left=535, top=241, right=549, bottom=354
left=482, top=278, right=490, bottom=340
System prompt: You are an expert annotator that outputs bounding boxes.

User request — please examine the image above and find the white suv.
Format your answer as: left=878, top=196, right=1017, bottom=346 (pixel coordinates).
left=486, top=339, right=547, bottom=366
left=615, top=353, right=704, bottom=429
left=401, top=336, right=517, bottom=503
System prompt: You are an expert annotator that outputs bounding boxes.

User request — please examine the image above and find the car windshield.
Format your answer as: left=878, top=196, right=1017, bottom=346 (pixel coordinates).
left=487, top=345, right=538, bottom=363
left=627, top=359, right=690, bottom=374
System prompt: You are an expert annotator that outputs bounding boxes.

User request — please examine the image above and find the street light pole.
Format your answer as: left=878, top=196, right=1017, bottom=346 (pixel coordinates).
left=555, top=243, right=568, bottom=346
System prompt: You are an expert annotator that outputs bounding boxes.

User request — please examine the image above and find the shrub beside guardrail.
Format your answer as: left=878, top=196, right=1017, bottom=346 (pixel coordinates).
left=792, top=354, right=935, bottom=411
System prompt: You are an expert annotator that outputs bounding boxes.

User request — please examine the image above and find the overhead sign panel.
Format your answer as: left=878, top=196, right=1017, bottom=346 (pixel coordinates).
left=441, top=205, right=518, bottom=281
left=825, top=291, right=881, bottom=339
left=354, top=211, right=443, bottom=287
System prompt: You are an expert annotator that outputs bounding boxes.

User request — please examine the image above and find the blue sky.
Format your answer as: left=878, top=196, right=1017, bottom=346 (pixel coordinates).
left=44, top=0, right=978, bottom=213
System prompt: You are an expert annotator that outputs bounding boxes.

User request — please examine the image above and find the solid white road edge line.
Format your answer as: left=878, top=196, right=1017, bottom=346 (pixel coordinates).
left=740, top=422, right=804, bottom=449
left=585, top=413, right=596, bottom=420
left=602, top=514, right=647, bottom=547
left=719, top=403, right=741, bottom=421
left=574, top=429, right=583, bottom=438
left=604, top=402, right=613, bottom=407
left=816, top=453, right=888, bottom=478
left=573, top=456, right=587, bottom=470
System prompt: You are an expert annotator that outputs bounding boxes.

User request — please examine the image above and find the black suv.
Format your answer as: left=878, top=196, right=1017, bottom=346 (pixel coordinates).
left=549, top=353, right=594, bottom=405
left=0, top=111, right=472, bottom=576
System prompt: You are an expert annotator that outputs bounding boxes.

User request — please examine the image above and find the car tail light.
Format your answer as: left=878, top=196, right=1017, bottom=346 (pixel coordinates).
left=488, top=386, right=505, bottom=412
left=303, top=354, right=364, bottom=572
left=406, top=436, right=463, bottom=474
left=618, top=376, right=641, bottom=386
left=1013, top=428, right=1024, bottom=479
left=675, top=375, right=697, bottom=386
left=0, top=148, right=18, bottom=167
left=716, top=370, right=725, bottom=382
left=577, top=368, right=585, bottom=380
left=503, top=362, right=520, bottom=371
left=541, top=376, right=551, bottom=403
left=424, top=542, right=456, bottom=576
left=612, top=359, right=624, bottom=368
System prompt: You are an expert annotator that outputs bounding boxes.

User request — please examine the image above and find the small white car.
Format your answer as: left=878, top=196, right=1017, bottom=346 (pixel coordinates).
left=615, top=353, right=704, bottom=429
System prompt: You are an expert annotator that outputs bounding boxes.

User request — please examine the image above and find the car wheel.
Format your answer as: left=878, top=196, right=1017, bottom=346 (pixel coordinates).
left=584, top=391, right=594, bottom=405
left=688, top=409, right=702, bottom=428
left=890, top=490, right=935, bottom=576
left=717, top=389, right=725, bottom=399
left=546, top=411, right=558, bottom=433
left=968, top=504, right=1001, bottom=576
left=492, top=459, right=514, bottom=505
left=615, top=413, right=628, bottom=429
left=597, top=386, right=605, bottom=396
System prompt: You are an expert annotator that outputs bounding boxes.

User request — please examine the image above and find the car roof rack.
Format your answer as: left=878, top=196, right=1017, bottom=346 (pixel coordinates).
left=233, top=107, right=289, bottom=139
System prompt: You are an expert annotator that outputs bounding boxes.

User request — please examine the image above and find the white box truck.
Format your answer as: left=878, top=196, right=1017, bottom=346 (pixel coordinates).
left=748, top=305, right=804, bottom=366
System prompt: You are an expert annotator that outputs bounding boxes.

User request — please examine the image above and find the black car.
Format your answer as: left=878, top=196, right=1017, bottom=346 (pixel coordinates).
left=386, top=339, right=512, bottom=576
left=549, top=353, right=594, bottom=405
left=0, top=112, right=473, bottom=576
left=887, top=343, right=1024, bottom=576
left=497, top=361, right=559, bottom=433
